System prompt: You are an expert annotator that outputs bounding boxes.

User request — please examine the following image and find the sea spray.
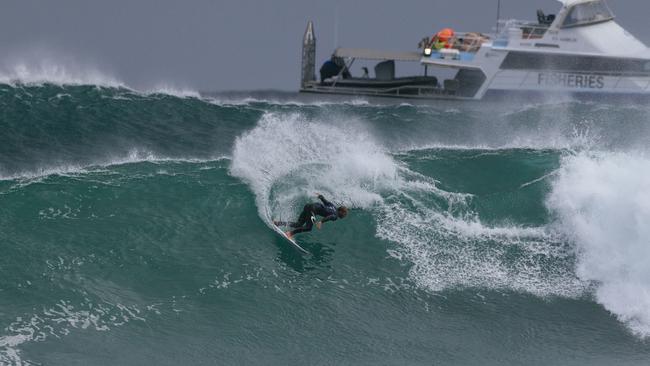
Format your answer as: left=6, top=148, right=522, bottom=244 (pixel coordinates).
left=548, top=151, right=650, bottom=336
left=0, top=58, right=125, bottom=88
left=230, top=112, right=396, bottom=223
left=0, top=58, right=204, bottom=99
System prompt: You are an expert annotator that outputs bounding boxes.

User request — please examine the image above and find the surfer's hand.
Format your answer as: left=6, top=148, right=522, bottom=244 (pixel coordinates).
left=316, top=221, right=322, bottom=230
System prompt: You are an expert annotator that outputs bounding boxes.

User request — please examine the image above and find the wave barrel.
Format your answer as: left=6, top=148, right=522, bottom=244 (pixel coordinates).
left=301, top=21, right=316, bottom=88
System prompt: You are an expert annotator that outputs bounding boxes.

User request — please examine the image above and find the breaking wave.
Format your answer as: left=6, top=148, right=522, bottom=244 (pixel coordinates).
left=231, top=112, right=586, bottom=299
left=548, top=151, right=650, bottom=337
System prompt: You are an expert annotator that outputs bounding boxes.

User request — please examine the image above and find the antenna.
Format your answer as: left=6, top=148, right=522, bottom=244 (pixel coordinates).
left=495, top=0, right=502, bottom=34
left=301, top=21, right=316, bottom=87
left=334, top=4, right=340, bottom=49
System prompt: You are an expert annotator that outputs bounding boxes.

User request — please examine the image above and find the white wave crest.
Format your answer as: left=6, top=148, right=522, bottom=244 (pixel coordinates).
left=0, top=58, right=204, bottom=99
left=205, top=96, right=374, bottom=107
left=548, top=151, right=650, bottom=337
left=0, top=149, right=228, bottom=182
left=144, top=84, right=201, bottom=98
left=0, top=60, right=125, bottom=88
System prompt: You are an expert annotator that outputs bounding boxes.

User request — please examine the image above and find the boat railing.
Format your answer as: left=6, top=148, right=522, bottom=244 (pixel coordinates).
left=495, top=19, right=550, bottom=45
left=302, top=81, right=473, bottom=99
left=449, top=32, right=490, bottom=52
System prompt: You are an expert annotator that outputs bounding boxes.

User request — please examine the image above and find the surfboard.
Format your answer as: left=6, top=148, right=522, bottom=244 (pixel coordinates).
left=271, top=223, right=309, bottom=254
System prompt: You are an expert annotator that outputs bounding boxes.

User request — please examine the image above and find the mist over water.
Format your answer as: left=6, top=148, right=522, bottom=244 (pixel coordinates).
left=2, top=69, right=650, bottom=365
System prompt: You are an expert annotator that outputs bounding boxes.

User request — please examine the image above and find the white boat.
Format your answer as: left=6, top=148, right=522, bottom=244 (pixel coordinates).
left=300, top=0, right=650, bottom=100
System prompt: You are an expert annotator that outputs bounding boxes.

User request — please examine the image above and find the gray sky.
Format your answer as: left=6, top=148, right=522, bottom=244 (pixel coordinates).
left=0, top=0, right=645, bottom=91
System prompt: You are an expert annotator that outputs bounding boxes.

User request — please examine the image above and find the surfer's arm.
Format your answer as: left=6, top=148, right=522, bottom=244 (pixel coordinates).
left=316, top=214, right=337, bottom=229
left=320, top=214, right=337, bottom=224
left=317, top=194, right=332, bottom=206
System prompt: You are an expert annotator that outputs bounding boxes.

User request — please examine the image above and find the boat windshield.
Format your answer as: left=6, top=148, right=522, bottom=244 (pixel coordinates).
left=562, top=0, right=614, bottom=28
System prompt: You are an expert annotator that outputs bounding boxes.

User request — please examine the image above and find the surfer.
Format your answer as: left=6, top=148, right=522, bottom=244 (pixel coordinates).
left=275, top=193, right=348, bottom=239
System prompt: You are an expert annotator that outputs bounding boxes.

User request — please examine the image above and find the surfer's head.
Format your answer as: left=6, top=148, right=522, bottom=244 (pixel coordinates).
left=337, top=206, right=348, bottom=219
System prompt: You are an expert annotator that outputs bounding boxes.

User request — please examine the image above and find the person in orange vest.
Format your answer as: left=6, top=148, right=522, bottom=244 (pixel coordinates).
left=432, top=28, right=455, bottom=50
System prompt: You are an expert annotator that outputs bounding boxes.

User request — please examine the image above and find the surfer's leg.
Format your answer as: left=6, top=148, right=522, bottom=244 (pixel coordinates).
left=291, top=204, right=314, bottom=228
left=290, top=220, right=314, bottom=235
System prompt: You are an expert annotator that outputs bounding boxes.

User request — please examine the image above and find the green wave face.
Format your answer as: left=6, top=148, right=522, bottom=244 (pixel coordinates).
left=1, top=84, right=650, bottom=365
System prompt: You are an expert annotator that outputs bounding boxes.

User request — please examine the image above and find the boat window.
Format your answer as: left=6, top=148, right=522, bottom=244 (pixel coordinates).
left=562, top=0, right=614, bottom=28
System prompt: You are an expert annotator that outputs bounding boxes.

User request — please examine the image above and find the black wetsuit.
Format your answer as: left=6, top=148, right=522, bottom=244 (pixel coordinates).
left=283, top=195, right=338, bottom=235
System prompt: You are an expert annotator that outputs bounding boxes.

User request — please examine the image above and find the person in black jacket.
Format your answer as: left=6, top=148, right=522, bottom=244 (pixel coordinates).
left=274, top=193, right=348, bottom=239
left=319, top=56, right=352, bottom=82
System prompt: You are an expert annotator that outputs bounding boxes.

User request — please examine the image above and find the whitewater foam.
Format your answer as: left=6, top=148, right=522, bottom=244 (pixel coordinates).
left=548, top=151, right=650, bottom=337
left=230, top=112, right=395, bottom=223
left=0, top=299, right=146, bottom=365
left=230, top=112, right=584, bottom=299
left=375, top=197, right=584, bottom=297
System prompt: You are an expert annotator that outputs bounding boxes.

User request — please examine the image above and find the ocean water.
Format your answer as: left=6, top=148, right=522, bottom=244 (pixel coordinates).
left=1, top=79, right=650, bottom=365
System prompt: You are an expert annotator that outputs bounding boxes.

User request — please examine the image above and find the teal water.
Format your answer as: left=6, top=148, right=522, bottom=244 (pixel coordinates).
left=1, top=84, right=650, bottom=365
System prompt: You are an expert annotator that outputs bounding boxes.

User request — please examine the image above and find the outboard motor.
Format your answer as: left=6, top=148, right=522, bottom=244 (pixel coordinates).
left=374, top=60, right=395, bottom=81
left=537, top=10, right=555, bottom=25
